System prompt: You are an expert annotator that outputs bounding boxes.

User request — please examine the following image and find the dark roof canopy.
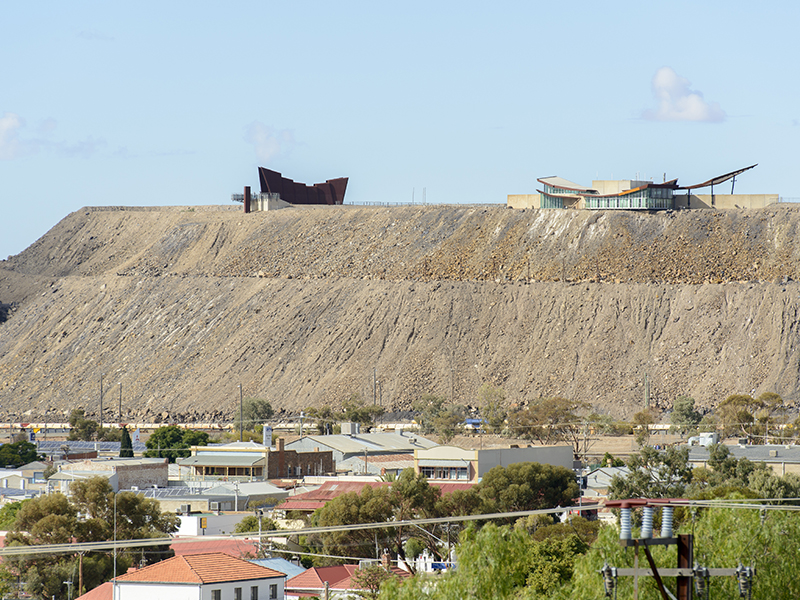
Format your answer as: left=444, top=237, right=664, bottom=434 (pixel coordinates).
left=678, top=164, right=757, bottom=190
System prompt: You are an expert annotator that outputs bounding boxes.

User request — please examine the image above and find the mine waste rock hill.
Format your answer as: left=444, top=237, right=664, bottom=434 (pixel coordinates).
left=2, top=203, right=800, bottom=423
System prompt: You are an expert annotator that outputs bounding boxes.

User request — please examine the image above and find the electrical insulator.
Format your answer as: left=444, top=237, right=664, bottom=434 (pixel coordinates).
left=641, top=506, right=654, bottom=539
left=660, top=506, right=673, bottom=538
left=620, top=507, right=632, bottom=540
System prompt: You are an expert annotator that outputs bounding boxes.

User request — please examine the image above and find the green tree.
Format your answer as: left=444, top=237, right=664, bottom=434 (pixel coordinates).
left=508, top=397, right=591, bottom=458
left=119, top=426, right=134, bottom=458
left=477, top=462, right=579, bottom=515
left=341, top=394, right=385, bottom=429
left=562, top=506, right=800, bottom=600
left=0, top=500, right=27, bottom=530
left=631, top=408, right=658, bottom=447
left=0, top=440, right=42, bottom=467
left=717, top=394, right=765, bottom=440
left=352, top=564, right=396, bottom=599
left=477, top=383, right=507, bottom=434
left=308, top=485, right=394, bottom=562
left=669, top=395, right=702, bottom=436
left=1, top=477, right=177, bottom=599
left=609, top=446, right=693, bottom=500
left=234, top=514, right=279, bottom=534
left=143, top=425, right=209, bottom=462
left=68, top=408, right=99, bottom=441
left=234, top=397, right=275, bottom=432
left=411, top=395, right=465, bottom=443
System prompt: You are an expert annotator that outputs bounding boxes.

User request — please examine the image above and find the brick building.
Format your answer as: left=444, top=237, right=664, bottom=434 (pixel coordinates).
left=178, top=440, right=333, bottom=482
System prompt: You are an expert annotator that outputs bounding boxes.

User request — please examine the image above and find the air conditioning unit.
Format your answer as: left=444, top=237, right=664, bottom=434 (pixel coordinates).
left=179, top=504, right=191, bottom=514
left=210, top=501, right=220, bottom=513
left=130, top=486, right=139, bottom=492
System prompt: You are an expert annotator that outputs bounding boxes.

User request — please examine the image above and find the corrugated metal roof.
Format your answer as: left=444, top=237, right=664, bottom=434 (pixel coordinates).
left=179, top=456, right=265, bottom=467
left=290, top=433, right=436, bottom=454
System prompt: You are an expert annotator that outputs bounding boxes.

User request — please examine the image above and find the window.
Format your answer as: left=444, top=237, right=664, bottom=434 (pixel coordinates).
left=212, top=591, right=221, bottom=600
left=269, top=584, right=278, bottom=599
left=251, top=586, right=258, bottom=600
left=234, top=587, right=242, bottom=600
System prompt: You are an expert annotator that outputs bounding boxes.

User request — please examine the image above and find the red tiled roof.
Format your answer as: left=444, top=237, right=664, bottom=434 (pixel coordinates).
left=280, top=479, right=475, bottom=513
left=286, top=565, right=357, bottom=590
left=287, top=565, right=410, bottom=593
left=75, top=581, right=112, bottom=600
left=115, top=552, right=284, bottom=584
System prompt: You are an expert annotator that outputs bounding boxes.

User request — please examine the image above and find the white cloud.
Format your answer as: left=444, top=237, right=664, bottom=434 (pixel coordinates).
left=0, top=112, right=24, bottom=160
left=0, top=112, right=108, bottom=159
left=643, top=67, right=726, bottom=123
left=245, top=122, right=295, bottom=163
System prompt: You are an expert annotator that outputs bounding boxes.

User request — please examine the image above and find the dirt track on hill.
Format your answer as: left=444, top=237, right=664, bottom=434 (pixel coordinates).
left=1, top=204, right=800, bottom=423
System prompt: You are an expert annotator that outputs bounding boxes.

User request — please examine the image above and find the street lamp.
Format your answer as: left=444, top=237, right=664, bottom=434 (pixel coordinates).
left=255, top=508, right=264, bottom=557
left=63, top=581, right=74, bottom=600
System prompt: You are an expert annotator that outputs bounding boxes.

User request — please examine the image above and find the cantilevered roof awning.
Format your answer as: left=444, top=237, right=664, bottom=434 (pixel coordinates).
left=179, top=456, right=266, bottom=468
left=537, top=176, right=596, bottom=193
left=678, top=164, right=757, bottom=190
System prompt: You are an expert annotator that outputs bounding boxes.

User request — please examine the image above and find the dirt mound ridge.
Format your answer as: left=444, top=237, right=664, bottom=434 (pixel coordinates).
left=1, top=204, right=799, bottom=422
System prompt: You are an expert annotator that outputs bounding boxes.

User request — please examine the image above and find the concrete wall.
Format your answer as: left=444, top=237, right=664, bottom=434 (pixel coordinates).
left=117, top=461, right=169, bottom=489
left=252, top=195, right=293, bottom=212
left=176, top=513, right=246, bottom=536
left=674, top=193, right=779, bottom=210
left=476, top=445, right=573, bottom=477
left=591, top=180, right=649, bottom=194
left=507, top=194, right=540, bottom=209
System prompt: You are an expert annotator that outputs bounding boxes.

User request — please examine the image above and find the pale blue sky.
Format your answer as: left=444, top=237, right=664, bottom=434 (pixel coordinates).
left=2, top=1, right=798, bottom=258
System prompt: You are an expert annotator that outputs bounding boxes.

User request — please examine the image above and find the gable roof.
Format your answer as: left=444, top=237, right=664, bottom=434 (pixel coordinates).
left=287, top=433, right=437, bottom=455
left=278, top=479, right=475, bottom=512
left=286, top=564, right=411, bottom=592
left=75, top=581, right=112, bottom=600
left=286, top=565, right=358, bottom=590
left=115, top=552, right=284, bottom=585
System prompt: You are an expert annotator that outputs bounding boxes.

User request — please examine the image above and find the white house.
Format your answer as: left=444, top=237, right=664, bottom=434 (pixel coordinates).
left=111, top=552, right=285, bottom=600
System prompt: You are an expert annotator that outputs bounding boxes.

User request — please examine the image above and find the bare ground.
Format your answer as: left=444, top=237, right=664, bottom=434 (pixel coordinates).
left=1, top=204, right=800, bottom=423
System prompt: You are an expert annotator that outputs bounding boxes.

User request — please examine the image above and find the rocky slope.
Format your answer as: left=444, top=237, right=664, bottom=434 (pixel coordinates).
left=1, top=203, right=799, bottom=422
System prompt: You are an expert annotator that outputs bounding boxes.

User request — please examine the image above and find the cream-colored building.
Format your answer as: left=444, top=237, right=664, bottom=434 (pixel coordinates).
left=414, top=445, right=574, bottom=483
left=508, top=165, right=778, bottom=211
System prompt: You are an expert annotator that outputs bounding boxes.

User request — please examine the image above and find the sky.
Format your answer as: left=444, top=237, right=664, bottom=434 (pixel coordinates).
left=2, top=1, right=799, bottom=258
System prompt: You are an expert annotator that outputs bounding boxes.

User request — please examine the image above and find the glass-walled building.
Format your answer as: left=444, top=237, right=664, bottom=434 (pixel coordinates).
left=537, top=176, right=678, bottom=210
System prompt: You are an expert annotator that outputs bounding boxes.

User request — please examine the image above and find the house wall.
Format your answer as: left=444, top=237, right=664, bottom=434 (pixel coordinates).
left=476, top=445, right=574, bottom=477
left=117, top=582, right=201, bottom=600
left=674, top=193, right=779, bottom=209
left=266, top=449, right=334, bottom=479
left=117, top=461, right=169, bottom=489
left=117, top=578, right=284, bottom=600
left=175, top=513, right=246, bottom=536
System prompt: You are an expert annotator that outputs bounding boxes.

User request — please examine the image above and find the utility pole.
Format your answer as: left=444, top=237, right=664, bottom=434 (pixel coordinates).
left=118, top=383, right=122, bottom=422
left=99, top=373, right=105, bottom=432
left=238, top=384, right=243, bottom=442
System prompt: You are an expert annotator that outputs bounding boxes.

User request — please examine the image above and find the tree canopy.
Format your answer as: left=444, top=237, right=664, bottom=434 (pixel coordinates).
left=234, top=397, right=275, bottom=432
left=0, top=440, right=42, bottom=468
left=143, top=425, right=209, bottom=462
left=508, top=397, right=591, bottom=458
left=2, top=477, right=178, bottom=600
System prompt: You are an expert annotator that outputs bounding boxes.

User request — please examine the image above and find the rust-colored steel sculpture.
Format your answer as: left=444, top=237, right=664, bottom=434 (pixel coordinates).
left=258, top=167, right=348, bottom=205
